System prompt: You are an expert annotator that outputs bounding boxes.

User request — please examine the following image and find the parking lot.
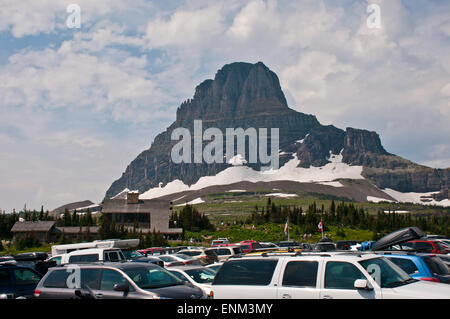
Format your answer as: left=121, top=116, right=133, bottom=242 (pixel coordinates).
left=1, top=227, right=450, bottom=300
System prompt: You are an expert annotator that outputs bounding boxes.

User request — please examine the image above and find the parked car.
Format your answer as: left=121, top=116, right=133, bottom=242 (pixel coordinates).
left=207, top=246, right=242, bottom=262
left=0, top=263, right=43, bottom=299
left=402, top=240, right=450, bottom=254
left=381, top=252, right=450, bottom=284
left=313, top=242, right=336, bottom=252
left=13, top=252, right=56, bottom=275
left=259, top=242, right=279, bottom=249
left=156, top=255, right=186, bottom=267
left=437, top=255, right=450, bottom=269
left=433, top=239, right=450, bottom=251
left=336, top=241, right=361, bottom=250
left=210, top=253, right=450, bottom=299
left=177, top=249, right=218, bottom=265
left=164, top=254, right=202, bottom=266
left=206, top=263, right=224, bottom=273
left=167, top=265, right=216, bottom=296
left=34, top=262, right=205, bottom=299
left=239, top=240, right=263, bottom=253
left=276, top=241, right=301, bottom=249
left=211, top=238, right=230, bottom=246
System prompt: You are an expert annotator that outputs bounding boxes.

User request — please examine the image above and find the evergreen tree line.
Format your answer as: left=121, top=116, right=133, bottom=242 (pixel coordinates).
left=97, top=214, right=168, bottom=248
left=55, top=208, right=95, bottom=227
left=169, top=205, right=216, bottom=232
left=246, top=198, right=450, bottom=237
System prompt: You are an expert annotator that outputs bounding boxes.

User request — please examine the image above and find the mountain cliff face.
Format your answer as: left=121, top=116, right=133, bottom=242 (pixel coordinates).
left=105, top=62, right=449, bottom=202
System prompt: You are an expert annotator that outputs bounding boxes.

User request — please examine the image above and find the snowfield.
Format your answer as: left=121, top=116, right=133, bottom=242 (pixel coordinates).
left=382, top=188, right=450, bottom=207
left=175, top=197, right=205, bottom=206
left=139, top=151, right=364, bottom=200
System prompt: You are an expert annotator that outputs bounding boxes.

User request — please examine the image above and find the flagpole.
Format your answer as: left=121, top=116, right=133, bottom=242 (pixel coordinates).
left=288, top=216, right=290, bottom=241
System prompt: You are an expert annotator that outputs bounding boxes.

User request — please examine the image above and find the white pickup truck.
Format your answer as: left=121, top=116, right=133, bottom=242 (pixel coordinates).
left=211, top=253, right=450, bottom=299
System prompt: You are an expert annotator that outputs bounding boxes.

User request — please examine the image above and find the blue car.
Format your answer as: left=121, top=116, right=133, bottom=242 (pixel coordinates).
left=381, top=252, right=450, bottom=284
left=0, top=263, right=43, bottom=298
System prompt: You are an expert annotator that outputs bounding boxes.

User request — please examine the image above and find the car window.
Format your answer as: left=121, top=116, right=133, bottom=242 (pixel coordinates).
left=232, top=248, right=242, bottom=254
left=252, top=243, right=262, bottom=250
left=423, top=257, right=450, bottom=276
left=415, top=242, right=433, bottom=252
left=43, top=270, right=70, bottom=288
left=282, top=261, right=318, bottom=288
left=13, top=268, right=41, bottom=286
left=169, top=271, right=190, bottom=282
left=50, top=256, right=62, bottom=265
left=218, top=249, right=231, bottom=256
left=100, top=269, right=129, bottom=291
left=359, top=258, right=413, bottom=288
left=69, top=254, right=99, bottom=263
left=0, top=269, right=11, bottom=287
left=386, top=258, right=419, bottom=275
left=213, top=259, right=278, bottom=286
left=240, top=245, right=251, bottom=250
left=205, top=250, right=217, bottom=257
left=106, top=252, right=120, bottom=262
left=324, top=262, right=366, bottom=290
left=81, top=269, right=101, bottom=290
left=184, top=268, right=216, bottom=284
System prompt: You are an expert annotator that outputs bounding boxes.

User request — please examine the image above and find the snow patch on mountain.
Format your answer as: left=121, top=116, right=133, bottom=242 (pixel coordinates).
left=139, top=152, right=364, bottom=200
left=382, top=188, right=450, bottom=207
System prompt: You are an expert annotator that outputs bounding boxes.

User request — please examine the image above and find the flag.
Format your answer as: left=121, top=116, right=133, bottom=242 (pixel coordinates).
left=318, top=220, right=323, bottom=233
left=284, top=219, right=289, bottom=235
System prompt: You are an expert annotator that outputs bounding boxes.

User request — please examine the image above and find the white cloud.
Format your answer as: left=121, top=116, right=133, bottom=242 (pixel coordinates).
left=145, top=5, right=226, bottom=48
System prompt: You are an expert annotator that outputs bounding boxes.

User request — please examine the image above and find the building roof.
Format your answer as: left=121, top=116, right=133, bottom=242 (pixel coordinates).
left=11, top=221, right=56, bottom=233
left=49, top=200, right=96, bottom=217
left=56, top=226, right=99, bottom=234
left=101, top=198, right=169, bottom=214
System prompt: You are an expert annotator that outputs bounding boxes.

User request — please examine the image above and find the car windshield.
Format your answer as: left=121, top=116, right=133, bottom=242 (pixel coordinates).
left=359, top=257, right=417, bottom=288
left=123, top=266, right=184, bottom=289
left=122, top=251, right=143, bottom=259
left=157, top=256, right=174, bottom=262
left=184, top=268, right=216, bottom=284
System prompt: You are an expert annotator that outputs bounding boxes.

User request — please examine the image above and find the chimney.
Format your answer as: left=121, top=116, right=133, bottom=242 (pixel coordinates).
left=127, top=191, right=139, bottom=204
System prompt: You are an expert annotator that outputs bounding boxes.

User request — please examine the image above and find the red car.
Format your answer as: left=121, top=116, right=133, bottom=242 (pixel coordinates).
left=238, top=240, right=263, bottom=253
left=403, top=240, right=450, bottom=254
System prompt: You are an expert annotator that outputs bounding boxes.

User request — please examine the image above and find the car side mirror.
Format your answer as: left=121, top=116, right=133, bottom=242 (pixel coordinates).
left=113, top=282, right=130, bottom=293
left=354, top=279, right=373, bottom=291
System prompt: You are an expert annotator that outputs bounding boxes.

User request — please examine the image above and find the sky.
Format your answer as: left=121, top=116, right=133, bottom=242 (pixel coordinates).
left=0, top=0, right=449, bottom=213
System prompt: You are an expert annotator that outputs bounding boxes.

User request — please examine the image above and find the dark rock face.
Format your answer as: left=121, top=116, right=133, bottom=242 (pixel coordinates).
left=105, top=62, right=450, bottom=200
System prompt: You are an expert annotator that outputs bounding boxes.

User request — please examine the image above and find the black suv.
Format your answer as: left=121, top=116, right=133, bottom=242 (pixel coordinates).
left=35, top=262, right=205, bottom=299
left=0, top=262, right=43, bottom=299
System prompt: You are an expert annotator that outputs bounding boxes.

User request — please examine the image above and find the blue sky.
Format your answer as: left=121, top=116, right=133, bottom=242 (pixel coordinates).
left=0, top=0, right=449, bottom=213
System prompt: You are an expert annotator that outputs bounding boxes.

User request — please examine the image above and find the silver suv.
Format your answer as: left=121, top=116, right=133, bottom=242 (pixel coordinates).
left=34, top=262, right=205, bottom=299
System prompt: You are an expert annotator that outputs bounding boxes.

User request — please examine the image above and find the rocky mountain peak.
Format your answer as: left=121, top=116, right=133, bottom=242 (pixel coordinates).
left=176, top=62, right=289, bottom=123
